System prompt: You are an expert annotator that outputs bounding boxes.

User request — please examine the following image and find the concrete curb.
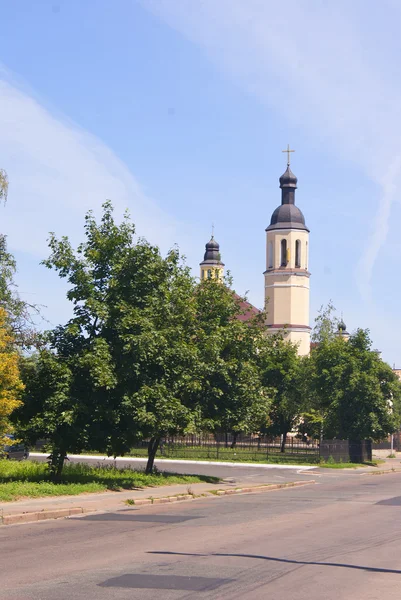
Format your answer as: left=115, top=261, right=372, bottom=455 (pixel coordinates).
left=0, top=480, right=315, bottom=526
left=361, top=468, right=401, bottom=476
left=128, top=479, right=315, bottom=506
left=0, top=507, right=87, bottom=526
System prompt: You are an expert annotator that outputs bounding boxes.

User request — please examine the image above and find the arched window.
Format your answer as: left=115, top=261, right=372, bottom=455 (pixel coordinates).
left=268, top=241, right=273, bottom=268
left=280, top=239, right=287, bottom=267
left=295, top=240, right=301, bottom=268
left=305, top=241, right=308, bottom=270
left=207, top=269, right=212, bottom=279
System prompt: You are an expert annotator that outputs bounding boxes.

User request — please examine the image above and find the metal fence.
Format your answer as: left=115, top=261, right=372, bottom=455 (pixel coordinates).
left=133, top=434, right=321, bottom=464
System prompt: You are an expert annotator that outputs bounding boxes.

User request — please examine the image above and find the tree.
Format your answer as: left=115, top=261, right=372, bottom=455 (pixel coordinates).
left=17, top=202, right=200, bottom=476
left=0, top=169, right=41, bottom=349
left=0, top=307, right=24, bottom=449
left=259, top=334, right=304, bottom=452
left=0, top=169, right=8, bottom=204
left=309, top=305, right=401, bottom=441
left=0, top=235, right=41, bottom=349
left=192, top=277, right=272, bottom=445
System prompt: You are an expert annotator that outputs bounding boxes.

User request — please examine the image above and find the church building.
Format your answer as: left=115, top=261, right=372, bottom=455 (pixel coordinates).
left=264, top=152, right=311, bottom=355
left=200, top=149, right=311, bottom=355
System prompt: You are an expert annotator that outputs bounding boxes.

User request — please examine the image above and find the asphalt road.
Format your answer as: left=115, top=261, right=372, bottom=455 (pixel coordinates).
left=2, top=469, right=401, bottom=599
left=29, top=452, right=319, bottom=485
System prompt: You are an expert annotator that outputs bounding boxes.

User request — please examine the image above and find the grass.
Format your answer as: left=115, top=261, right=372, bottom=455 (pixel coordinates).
left=319, top=460, right=382, bottom=469
left=0, top=460, right=219, bottom=502
left=36, top=446, right=320, bottom=465
left=125, top=446, right=320, bottom=465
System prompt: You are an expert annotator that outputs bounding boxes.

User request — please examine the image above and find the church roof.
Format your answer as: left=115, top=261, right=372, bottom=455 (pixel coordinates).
left=234, top=294, right=262, bottom=322
left=266, top=163, right=309, bottom=232
left=279, top=165, right=298, bottom=188
left=200, top=236, right=224, bottom=265
left=267, top=204, right=308, bottom=231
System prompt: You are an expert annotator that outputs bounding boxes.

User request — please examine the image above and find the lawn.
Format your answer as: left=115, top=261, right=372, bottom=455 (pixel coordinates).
left=126, top=445, right=320, bottom=465
left=319, top=460, right=383, bottom=469
left=0, top=460, right=218, bottom=502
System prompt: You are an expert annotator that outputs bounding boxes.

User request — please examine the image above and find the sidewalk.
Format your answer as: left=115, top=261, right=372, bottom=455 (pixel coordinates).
left=0, top=477, right=315, bottom=525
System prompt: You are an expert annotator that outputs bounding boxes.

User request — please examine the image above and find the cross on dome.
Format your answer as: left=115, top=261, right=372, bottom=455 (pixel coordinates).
left=282, top=144, right=295, bottom=166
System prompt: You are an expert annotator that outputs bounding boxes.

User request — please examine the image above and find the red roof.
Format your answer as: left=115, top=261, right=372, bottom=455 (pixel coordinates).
left=234, top=294, right=262, bottom=322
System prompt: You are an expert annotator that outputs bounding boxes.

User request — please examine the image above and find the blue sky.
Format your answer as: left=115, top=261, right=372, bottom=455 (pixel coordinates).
left=0, top=0, right=400, bottom=365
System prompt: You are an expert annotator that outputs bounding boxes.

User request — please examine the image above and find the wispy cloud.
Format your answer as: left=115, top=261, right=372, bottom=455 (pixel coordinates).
left=0, top=68, right=178, bottom=258
left=143, top=0, right=401, bottom=300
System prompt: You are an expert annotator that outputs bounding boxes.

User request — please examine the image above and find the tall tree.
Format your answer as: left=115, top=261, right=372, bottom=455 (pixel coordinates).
left=192, top=278, right=272, bottom=444
left=259, top=334, right=304, bottom=452
left=0, top=307, right=24, bottom=448
left=0, top=169, right=8, bottom=204
left=17, top=202, right=200, bottom=476
left=309, top=305, right=401, bottom=440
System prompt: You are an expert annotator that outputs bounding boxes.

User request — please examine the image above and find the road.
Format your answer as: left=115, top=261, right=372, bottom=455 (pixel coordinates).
left=29, top=452, right=318, bottom=485
left=2, top=468, right=401, bottom=599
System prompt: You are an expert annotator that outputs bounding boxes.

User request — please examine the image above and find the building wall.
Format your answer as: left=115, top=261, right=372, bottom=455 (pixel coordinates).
left=200, top=265, right=224, bottom=280
left=264, top=228, right=310, bottom=356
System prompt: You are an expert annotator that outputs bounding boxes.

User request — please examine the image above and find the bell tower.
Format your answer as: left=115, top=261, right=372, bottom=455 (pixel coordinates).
left=200, top=235, right=224, bottom=281
left=264, top=148, right=311, bottom=355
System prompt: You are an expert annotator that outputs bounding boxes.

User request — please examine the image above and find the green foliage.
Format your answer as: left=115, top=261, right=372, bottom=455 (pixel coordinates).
left=0, top=235, right=41, bottom=349
left=0, top=169, right=8, bottom=204
left=309, top=305, right=401, bottom=441
left=192, top=277, right=272, bottom=438
left=259, top=334, right=304, bottom=451
left=0, top=459, right=216, bottom=501
left=17, top=202, right=203, bottom=476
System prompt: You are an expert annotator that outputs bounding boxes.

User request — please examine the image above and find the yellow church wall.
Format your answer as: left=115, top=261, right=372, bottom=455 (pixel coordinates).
left=264, top=227, right=310, bottom=356
left=200, top=265, right=224, bottom=280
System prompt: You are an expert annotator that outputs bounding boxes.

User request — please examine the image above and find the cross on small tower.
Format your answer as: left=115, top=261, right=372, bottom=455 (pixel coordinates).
left=282, top=144, right=295, bottom=166
left=211, top=223, right=214, bottom=238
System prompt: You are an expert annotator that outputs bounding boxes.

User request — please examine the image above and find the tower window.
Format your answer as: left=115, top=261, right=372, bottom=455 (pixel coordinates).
left=295, top=240, right=301, bottom=268
left=280, top=239, right=287, bottom=267
left=268, top=241, right=273, bottom=268
left=207, top=269, right=212, bottom=279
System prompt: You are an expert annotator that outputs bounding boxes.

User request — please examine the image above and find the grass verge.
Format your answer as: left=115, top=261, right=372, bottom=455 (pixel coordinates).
left=0, top=460, right=218, bottom=502
left=319, top=460, right=383, bottom=469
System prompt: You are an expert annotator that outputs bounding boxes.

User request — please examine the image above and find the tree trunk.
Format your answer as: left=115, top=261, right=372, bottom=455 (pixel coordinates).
left=145, top=437, right=160, bottom=474
left=230, top=432, right=238, bottom=449
left=48, top=448, right=66, bottom=482
left=225, top=432, right=228, bottom=448
left=280, top=432, right=288, bottom=453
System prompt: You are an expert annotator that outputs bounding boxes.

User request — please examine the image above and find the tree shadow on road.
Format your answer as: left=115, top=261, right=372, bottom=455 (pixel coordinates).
left=148, top=551, right=401, bottom=575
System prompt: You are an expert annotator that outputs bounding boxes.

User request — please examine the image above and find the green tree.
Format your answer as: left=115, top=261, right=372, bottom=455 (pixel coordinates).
left=192, top=277, right=272, bottom=445
left=259, top=334, right=304, bottom=452
left=309, top=305, right=401, bottom=441
left=0, top=169, right=8, bottom=204
left=0, top=307, right=24, bottom=448
left=17, top=202, right=200, bottom=477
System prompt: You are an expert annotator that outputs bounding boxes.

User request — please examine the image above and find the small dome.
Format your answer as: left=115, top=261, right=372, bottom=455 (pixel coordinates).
left=203, top=237, right=222, bottom=262
left=338, top=320, right=347, bottom=332
left=267, top=204, right=308, bottom=231
left=279, top=166, right=297, bottom=188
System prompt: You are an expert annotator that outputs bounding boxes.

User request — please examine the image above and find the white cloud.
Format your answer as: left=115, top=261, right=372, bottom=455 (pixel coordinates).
left=142, top=0, right=401, bottom=300
left=0, top=70, right=178, bottom=258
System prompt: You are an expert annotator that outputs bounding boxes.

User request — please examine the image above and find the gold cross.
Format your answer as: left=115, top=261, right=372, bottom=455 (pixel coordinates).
left=282, top=144, right=295, bottom=166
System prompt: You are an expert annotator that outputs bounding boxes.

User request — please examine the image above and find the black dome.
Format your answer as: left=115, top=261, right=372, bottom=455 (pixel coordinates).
left=279, top=166, right=297, bottom=188
left=203, top=237, right=222, bottom=262
left=338, top=320, right=347, bottom=332
left=266, top=163, right=309, bottom=232
left=267, top=204, right=309, bottom=231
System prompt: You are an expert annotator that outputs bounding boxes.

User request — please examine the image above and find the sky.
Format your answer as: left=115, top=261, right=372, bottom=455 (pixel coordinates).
left=0, top=0, right=400, bottom=365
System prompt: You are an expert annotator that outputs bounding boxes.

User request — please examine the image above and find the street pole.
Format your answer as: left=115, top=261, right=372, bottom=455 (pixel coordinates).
left=391, top=433, right=394, bottom=455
